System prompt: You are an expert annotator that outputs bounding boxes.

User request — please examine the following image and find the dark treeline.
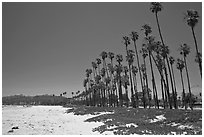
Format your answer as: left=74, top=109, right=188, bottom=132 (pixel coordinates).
left=73, top=2, right=201, bottom=110
left=2, top=94, right=71, bottom=105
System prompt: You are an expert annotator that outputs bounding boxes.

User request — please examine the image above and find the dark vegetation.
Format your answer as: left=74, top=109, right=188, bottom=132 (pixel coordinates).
left=2, top=94, right=71, bottom=105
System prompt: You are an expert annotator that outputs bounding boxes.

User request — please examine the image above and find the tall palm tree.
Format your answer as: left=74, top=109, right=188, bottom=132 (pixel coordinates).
left=126, top=49, right=136, bottom=108
left=108, top=52, right=115, bottom=65
left=150, top=2, right=164, bottom=44
left=100, top=51, right=109, bottom=77
left=122, top=66, right=130, bottom=107
left=107, top=63, right=115, bottom=107
left=83, top=78, right=88, bottom=105
left=169, top=56, right=178, bottom=109
left=108, top=52, right=115, bottom=106
left=140, top=46, right=151, bottom=108
left=132, top=65, right=139, bottom=107
left=179, top=43, right=193, bottom=110
left=96, top=58, right=102, bottom=75
left=130, top=31, right=146, bottom=108
left=92, top=62, right=98, bottom=76
left=176, top=59, right=187, bottom=109
left=141, top=25, right=158, bottom=108
left=150, top=2, right=174, bottom=109
left=115, top=54, right=123, bottom=106
left=184, top=9, right=201, bottom=78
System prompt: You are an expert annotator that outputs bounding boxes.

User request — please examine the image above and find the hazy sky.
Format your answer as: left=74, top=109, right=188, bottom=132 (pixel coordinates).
left=2, top=2, right=202, bottom=98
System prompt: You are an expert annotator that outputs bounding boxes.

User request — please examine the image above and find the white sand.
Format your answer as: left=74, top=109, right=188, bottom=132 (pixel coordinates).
left=149, top=114, right=166, bottom=123
left=2, top=105, right=112, bottom=135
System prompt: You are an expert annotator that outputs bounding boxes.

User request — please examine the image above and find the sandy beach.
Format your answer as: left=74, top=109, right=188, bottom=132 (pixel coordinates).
left=2, top=105, right=113, bottom=135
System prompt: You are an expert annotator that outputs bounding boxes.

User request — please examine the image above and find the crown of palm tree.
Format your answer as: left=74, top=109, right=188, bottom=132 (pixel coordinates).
left=83, top=78, right=88, bottom=87
left=116, top=54, right=123, bottom=63
left=96, top=58, right=102, bottom=65
left=169, top=56, right=175, bottom=65
left=184, top=9, right=199, bottom=28
left=132, top=66, right=138, bottom=75
left=176, top=58, right=185, bottom=71
left=195, top=52, right=202, bottom=64
left=179, top=43, right=190, bottom=57
left=100, top=68, right=106, bottom=77
left=141, top=24, right=152, bottom=36
left=156, top=54, right=165, bottom=71
left=114, top=64, right=123, bottom=74
left=140, top=64, right=146, bottom=72
left=150, top=2, right=163, bottom=14
left=160, top=45, right=170, bottom=58
left=100, top=51, right=108, bottom=60
left=108, top=52, right=115, bottom=60
left=92, top=62, right=97, bottom=69
left=121, top=75, right=130, bottom=86
left=140, top=45, right=148, bottom=59
left=126, top=50, right=135, bottom=65
left=130, top=31, right=139, bottom=42
left=123, top=66, right=128, bottom=73
left=122, top=36, right=131, bottom=46
left=105, top=77, right=111, bottom=84
left=94, top=75, right=101, bottom=84
left=107, top=63, right=114, bottom=74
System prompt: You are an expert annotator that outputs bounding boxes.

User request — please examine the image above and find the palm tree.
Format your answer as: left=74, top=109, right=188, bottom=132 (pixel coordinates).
left=195, top=52, right=202, bottom=65
left=115, top=54, right=123, bottom=106
left=179, top=43, right=193, bottom=110
left=150, top=3, right=175, bottom=109
left=140, top=46, right=151, bottom=108
left=92, top=62, right=98, bottom=76
left=107, top=63, right=116, bottom=107
left=169, top=56, right=178, bottom=109
left=176, top=59, right=187, bottom=109
left=96, top=58, right=102, bottom=75
left=108, top=52, right=115, bottom=65
left=150, top=2, right=164, bottom=44
left=130, top=31, right=146, bottom=108
left=123, top=36, right=135, bottom=108
left=141, top=25, right=158, bottom=109
left=132, top=65, right=139, bottom=107
left=100, top=51, right=109, bottom=77
left=126, top=49, right=136, bottom=108
left=122, top=66, right=130, bottom=107
left=71, top=92, right=74, bottom=98
left=184, top=9, right=201, bottom=78
left=83, top=78, right=89, bottom=105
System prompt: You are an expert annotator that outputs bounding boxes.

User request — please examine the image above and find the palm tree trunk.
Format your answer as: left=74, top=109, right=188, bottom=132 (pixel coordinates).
left=148, top=52, right=159, bottom=109
left=143, top=56, right=151, bottom=108
left=118, top=62, right=123, bottom=107
left=183, top=56, right=193, bottom=110
left=150, top=52, right=170, bottom=109
left=166, top=58, right=176, bottom=109
left=180, top=70, right=186, bottom=110
left=129, top=64, right=136, bottom=108
left=155, top=12, right=172, bottom=109
left=133, top=41, right=146, bottom=108
left=132, top=71, right=139, bottom=108
left=161, top=77, right=165, bottom=109
left=191, top=27, right=202, bottom=78
left=170, top=64, right=178, bottom=109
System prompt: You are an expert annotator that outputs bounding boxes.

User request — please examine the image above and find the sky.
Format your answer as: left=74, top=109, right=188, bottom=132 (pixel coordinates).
left=2, top=2, right=202, bottom=98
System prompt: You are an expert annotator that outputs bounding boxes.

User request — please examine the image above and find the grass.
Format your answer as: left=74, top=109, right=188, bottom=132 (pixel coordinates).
left=65, top=104, right=202, bottom=135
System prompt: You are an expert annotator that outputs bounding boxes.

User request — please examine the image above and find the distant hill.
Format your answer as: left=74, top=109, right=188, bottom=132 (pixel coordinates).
left=2, top=94, right=72, bottom=105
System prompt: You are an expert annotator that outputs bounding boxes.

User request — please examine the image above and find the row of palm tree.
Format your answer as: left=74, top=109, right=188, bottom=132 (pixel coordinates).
left=74, top=2, right=201, bottom=110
